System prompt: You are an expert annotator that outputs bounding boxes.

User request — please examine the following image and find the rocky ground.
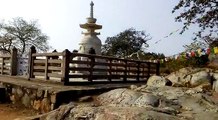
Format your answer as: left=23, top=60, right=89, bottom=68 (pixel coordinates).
left=5, top=67, right=218, bottom=120
left=25, top=67, right=218, bottom=120
left=0, top=103, right=38, bottom=120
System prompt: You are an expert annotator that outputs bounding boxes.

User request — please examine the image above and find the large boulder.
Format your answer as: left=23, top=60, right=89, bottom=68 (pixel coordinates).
left=147, top=75, right=172, bottom=87
left=96, top=88, right=142, bottom=106
left=166, top=67, right=193, bottom=87
left=166, top=67, right=211, bottom=87
left=36, top=104, right=181, bottom=120
left=190, top=71, right=211, bottom=87
left=96, top=88, right=160, bottom=107
left=212, top=80, right=218, bottom=92
left=28, top=84, right=218, bottom=120
left=134, top=93, right=160, bottom=107
left=212, top=73, right=218, bottom=92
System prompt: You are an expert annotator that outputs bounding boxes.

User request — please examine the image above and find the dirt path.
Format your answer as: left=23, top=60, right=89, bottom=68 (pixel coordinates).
left=0, top=103, right=38, bottom=120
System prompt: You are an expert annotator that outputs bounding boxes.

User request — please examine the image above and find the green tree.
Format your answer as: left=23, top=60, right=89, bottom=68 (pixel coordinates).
left=183, top=39, right=208, bottom=52
left=172, top=0, right=218, bottom=41
left=0, top=17, right=50, bottom=54
left=102, top=28, right=151, bottom=58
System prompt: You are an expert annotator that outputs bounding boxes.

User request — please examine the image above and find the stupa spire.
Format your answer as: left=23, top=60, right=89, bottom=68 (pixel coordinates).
left=80, top=1, right=102, bottom=35
left=90, top=1, right=94, bottom=18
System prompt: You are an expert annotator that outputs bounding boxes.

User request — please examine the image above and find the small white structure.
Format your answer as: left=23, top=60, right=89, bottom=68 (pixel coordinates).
left=78, top=1, right=102, bottom=54
left=17, top=55, right=28, bottom=76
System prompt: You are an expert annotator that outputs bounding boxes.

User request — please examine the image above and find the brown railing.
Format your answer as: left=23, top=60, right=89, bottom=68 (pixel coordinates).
left=28, top=46, right=160, bottom=85
left=0, top=48, right=17, bottom=76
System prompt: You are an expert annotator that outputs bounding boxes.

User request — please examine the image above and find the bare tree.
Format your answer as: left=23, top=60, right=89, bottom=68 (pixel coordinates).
left=0, top=17, right=50, bottom=54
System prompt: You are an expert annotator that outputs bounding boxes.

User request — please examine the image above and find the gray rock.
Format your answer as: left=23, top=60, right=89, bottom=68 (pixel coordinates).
left=37, top=105, right=181, bottom=120
left=190, top=71, right=211, bottom=87
left=134, top=93, right=160, bottom=107
left=147, top=75, right=172, bottom=87
left=16, top=87, right=24, bottom=98
left=166, top=73, right=179, bottom=84
left=97, top=88, right=162, bottom=108
left=212, top=73, right=218, bottom=80
left=212, top=73, right=218, bottom=92
left=136, top=86, right=186, bottom=100
left=130, top=85, right=138, bottom=90
left=213, top=80, right=218, bottom=92
left=178, top=67, right=194, bottom=74
left=166, top=68, right=212, bottom=87
left=97, top=88, right=142, bottom=106
left=37, top=90, right=43, bottom=98
left=79, top=96, right=93, bottom=102
left=22, top=93, right=31, bottom=107
left=29, top=83, right=218, bottom=120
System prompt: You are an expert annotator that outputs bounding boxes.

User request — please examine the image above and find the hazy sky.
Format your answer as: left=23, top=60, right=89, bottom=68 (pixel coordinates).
left=0, top=0, right=199, bottom=56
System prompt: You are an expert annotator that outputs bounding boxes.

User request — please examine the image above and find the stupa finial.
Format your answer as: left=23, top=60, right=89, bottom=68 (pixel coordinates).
left=90, top=1, right=94, bottom=18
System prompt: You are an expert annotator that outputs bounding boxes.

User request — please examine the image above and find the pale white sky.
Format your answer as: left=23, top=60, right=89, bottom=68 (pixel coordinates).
left=0, top=0, right=199, bottom=56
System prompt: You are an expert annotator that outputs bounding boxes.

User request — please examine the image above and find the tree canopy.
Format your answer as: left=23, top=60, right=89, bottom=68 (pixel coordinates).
left=102, top=28, right=151, bottom=58
left=0, top=17, right=50, bottom=54
left=173, top=0, right=218, bottom=42
left=183, top=39, right=208, bottom=52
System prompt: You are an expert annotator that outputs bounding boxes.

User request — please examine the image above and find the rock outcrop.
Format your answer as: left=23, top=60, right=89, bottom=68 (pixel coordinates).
left=28, top=67, right=218, bottom=120
left=147, top=75, right=172, bottom=87
left=97, top=88, right=160, bottom=107
left=166, top=67, right=212, bottom=87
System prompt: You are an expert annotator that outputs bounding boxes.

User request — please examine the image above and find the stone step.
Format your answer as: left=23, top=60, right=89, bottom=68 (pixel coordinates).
left=0, top=85, right=6, bottom=103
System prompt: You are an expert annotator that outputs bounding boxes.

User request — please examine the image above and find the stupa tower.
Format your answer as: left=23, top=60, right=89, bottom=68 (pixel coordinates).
left=78, top=1, right=102, bottom=55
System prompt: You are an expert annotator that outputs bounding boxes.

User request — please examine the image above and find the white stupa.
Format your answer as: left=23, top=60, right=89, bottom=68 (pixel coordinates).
left=75, top=1, right=106, bottom=75
left=78, top=1, right=102, bottom=55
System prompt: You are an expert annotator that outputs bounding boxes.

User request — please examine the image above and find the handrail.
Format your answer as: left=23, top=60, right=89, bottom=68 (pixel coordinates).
left=28, top=46, right=160, bottom=85
left=0, top=47, right=17, bottom=75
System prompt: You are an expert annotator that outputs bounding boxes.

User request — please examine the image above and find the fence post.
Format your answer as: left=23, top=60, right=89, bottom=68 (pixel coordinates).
left=45, top=56, right=49, bottom=80
left=1, top=57, right=4, bottom=75
left=88, top=55, right=95, bottom=82
left=123, top=60, right=127, bottom=81
left=156, top=60, right=160, bottom=75
left=108, top=59, right=112, bottom=81
left=10, top=47, right=17, bottom=76
left=136, top=62, right=140, bottom=81
left=28, top=46, right=36, bottom=80
left=62, top=49, right=70, bottom=85
left=147, top=62, right=151, bottom=78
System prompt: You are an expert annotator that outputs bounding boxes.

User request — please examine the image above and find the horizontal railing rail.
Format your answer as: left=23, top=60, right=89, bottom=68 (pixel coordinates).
left=28, top=46, right=160, bottom=85
left=0, top=47, right=17, bottom=76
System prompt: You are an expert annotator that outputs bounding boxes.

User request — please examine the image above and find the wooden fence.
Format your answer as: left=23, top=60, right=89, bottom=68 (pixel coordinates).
left=0, top=48, right=17, bottom=75
left=28, top=46, right=160, bottom=85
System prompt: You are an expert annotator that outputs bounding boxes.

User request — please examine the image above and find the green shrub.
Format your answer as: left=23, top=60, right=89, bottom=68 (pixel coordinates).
left=160, top=55, right=209, bottom=74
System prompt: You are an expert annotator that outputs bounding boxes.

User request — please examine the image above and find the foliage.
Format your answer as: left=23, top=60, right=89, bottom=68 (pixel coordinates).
left=0, top=17, right=50, bottom=54
left=102, top=28, right=151, bottom=58
left=142, top=52, right=165, bottom=60
left=209, top=39, right=218, bottom=48
left=161, top=55, right=209, bottom=74
left=183, top=39, right=208, bottom=52
left=172, top=0, right=218, bottom=40
left=123, top=50, right=165, bottom=61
